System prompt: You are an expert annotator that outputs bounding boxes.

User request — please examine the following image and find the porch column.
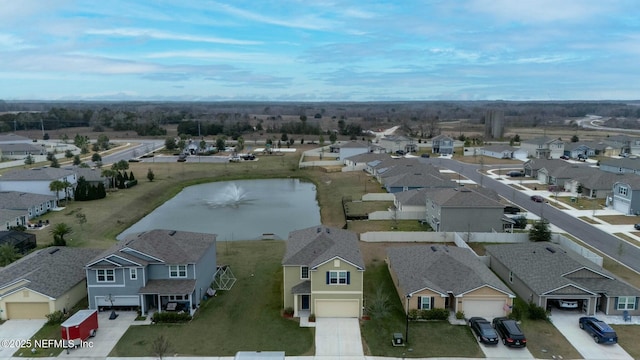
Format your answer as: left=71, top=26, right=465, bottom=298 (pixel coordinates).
left=157, top=294, right=161, bottom=313
left=293, top=295, right=299, bottom=317
left=140, top=295, right=146, bottom=314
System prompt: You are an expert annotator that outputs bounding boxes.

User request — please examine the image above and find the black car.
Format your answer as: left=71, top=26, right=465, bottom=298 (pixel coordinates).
left=420, top=153, right=430, bottom=158
left=492, top=317, right=527, bottom=347
left=530, top=195, right=544, bottom=203
left=503, top=206, right=521, bottom=214
left=634, top=223, right=640, bottom=231
left=468, top=317, right=499, bottom=345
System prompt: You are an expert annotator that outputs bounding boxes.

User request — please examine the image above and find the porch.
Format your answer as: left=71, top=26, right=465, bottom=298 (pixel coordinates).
left=139, top=279, right=197, bottom=316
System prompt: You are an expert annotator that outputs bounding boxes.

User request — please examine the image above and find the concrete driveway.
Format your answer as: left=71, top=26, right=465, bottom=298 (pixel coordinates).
left=478, top=339, right=534, bottom=359
left=315, top=318, right=364, bottom=357
left=0, top=319, right=46, bottom=358
left=551, top=310, right=633, bottom=360
left=58, top=310, right=137, bottom=359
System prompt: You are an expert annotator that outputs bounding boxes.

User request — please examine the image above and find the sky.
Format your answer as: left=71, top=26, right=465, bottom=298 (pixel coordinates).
left=0, top=0, right=639, bottom=102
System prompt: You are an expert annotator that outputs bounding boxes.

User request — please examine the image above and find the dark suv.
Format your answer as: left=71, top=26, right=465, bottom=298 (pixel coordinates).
left=469, top=317, right=499, bottom=345
left=492, top=317, right=527, bottom=347
left=579, top=317, right=618, bottom=344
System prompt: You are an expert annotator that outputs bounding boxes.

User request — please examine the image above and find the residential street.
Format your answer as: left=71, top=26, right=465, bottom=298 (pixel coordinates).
left=426, top=157, right=640, bottom=274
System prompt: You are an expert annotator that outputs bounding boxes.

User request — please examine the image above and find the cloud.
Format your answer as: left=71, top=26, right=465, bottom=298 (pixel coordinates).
left=86, top=28, right=262, bottom=45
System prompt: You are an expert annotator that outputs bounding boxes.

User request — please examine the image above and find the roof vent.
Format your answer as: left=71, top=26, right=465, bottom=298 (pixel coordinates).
left=49, top=248, right=60, bottom=254
left=430, top=246, right=438, bottom=252
left=546, top=246, right=556, bottom=253
left=169, top=230, right=177, bottom=236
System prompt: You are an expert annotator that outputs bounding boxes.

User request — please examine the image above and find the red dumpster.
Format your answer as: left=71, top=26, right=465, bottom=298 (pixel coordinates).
left=60, top=309, right=98, bottom=347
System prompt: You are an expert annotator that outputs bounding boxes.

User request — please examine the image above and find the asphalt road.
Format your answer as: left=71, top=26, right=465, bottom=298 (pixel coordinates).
left=425, top=157, right=640, bottom=274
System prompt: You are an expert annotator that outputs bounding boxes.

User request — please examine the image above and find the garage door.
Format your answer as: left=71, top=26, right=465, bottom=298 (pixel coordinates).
left=315, top=300, right=359, bottom=318
left=612, top=198, right=629, bottom=214
left=6, top=302, right=50, bottom=319
left=95, top=295, right=140, bottom=307
left=463, top=299, right=506, bottom=320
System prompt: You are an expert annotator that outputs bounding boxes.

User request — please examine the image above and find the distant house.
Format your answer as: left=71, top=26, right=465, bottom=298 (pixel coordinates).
left=480, top=145, right=528, bottom=161
left=378, top=135, right=416, bottom=154
left=539, top=165, right=595, bottom=187
left=387, top=245, right=514, bottom=320
left=86, top=229, right=217, bottom=315
left=393, top=188, right=429, bottom=220
left=520, top=137, right=565, bottom=159
left=523, top=158, right=566, bottom=180
left=599, top=158, right=640, bottom=175
left=566, top=172, right=629, bottom=199
left=610, top=177, right=640, bottom=215
left=0, top=191, right=57, bottom=220
left=563, top=142, right=596, bottom=159
left=602, top=134, right=640, bottom=156
left=486, top=242, right=640, bottom=316
left=343, top=153, right=388, bottom=172
left=0, top=167, right=77, bottom=200
left=0, top=230, right=36, bottom=254
left=0, top=143, right=46, bottom=159
left=333, top=140, right=382, bottom=162
left=0, top=209, right=26, bottom=230
left=424, top=188, right=505, bottom=232
left=431, top=135, right=454, bottom=155
left=74, top=167, right=109, bottom=189
left=282, top=225, right=365, bottom=318
left=381, top=164, right=454, bottom=193
left=0, top=247, right=102, bottom=320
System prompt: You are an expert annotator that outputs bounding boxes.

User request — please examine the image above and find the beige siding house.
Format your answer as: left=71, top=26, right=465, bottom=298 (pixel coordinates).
left=0, top=247, right=102, bottom=320
left=282, top=226, right=365, bottom=318
left=387, top=245, right=514, bottom=320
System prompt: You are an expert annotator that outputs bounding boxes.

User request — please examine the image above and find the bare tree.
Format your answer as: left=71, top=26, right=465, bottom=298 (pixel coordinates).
left=151, top=334, right=171, bottom=360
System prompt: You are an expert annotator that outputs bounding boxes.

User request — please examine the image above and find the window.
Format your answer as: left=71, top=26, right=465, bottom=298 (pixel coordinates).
left=618, top=187, right=628, bottom=196
left=300, top=266, right=309, bottom=279
left=169, top=265, right=187, bottom=278
left=327, top=270, right=349, bottom=285
left=419, top=296, right=433, bottom=310
left=130, top=268, right=137, bottom=280
left=617, top=296, right=637, bottom=310
left=97, top=269, right=115, bottom=282
left=509, top=271, right=513, bottom=283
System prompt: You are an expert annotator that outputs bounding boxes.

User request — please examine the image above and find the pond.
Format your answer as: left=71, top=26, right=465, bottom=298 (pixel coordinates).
left=117, top=178, right=321, bottom=241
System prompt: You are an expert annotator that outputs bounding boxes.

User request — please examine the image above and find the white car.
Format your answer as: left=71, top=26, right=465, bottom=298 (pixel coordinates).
left=555, top=299, right=579, bottom=309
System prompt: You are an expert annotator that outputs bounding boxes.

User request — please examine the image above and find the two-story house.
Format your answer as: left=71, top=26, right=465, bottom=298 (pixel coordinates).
left=611, top=177, right=640, bottom=215
left=425, top=188, right=505, bottom=232
left=282, top=225, right=365, bottom=318
left=0, top=167, right=77, bottom=200
left=520, top=137, right=565, bottom=159
left=603, top=134, right=640, bottom=156
left=431, top=135, right=454, bottom=155
left=86, top=229, right=217, bottom=316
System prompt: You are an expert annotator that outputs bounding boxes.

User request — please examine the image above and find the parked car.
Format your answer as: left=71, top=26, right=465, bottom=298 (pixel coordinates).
left=577, top=154, right=587, bottom=161
left=420, top=153, right=430, bottom=158
left=177, top=154, right=187, bottom=162
left=560, top=155, right=570, bottom=160
left=530, top=195, right=544, bottom=202
left=579, top=317, right=618, bottom=344
left=503, top=206, right=521, bottom=214
left=492, top=317, right=527, bottom=347
left=469, top=317, right=499, bottom=345
left=634, top=223, right=640, bottom=231
left=553, top=299, right=579, bottom=309
left=508, top=171, right=523, bottom=177
left=395, top=150, right=406, bottom=155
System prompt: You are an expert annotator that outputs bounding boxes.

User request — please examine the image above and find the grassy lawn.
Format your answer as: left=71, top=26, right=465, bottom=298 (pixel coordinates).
left=578, top=216, right=599, bottom=224
left=361, top=261, right=483, bottom=358
left=519, top=319, right=582, bottom=359
left=347, top=220, right=432, bottom=233
left=595, top=215, right=640, bottom=225
left=546, top=200, right=569, bottom=210
left=554, top=196, right=604, bottom=210
left=611, top=325, right=640, bottom=359
left=110, top=240, right=314, bottom=357
left=344, top=201, right=393, bottom=218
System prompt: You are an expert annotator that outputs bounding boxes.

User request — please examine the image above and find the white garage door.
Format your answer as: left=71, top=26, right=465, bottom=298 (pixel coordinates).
left=612, top=198, right=629, bottom=214
left=95, top=295, right=140, bottom=307
left=463, top=299, right=506, bottom=320
left=315, top=300, right=359, bottom=318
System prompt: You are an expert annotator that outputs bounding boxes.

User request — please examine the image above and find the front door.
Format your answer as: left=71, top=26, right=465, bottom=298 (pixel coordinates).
left=301, top=295, right=310, bottom=310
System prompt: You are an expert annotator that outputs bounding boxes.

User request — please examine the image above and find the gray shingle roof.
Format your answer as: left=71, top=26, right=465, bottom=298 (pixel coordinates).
left=0, top=191, right=56, bottom=210
left=0, top=143, right=45, bottom=153
left=600, top=158, right=640, bottom=170
left=0, top=134, right=32, bottom=143
left=547, top=165, right=596, bottom=179
left=394, top=188, right=429, bottom=206
left=283, top=225, right=364, bottom=270
left=523, top=136, right=562, bottom=145
left=74, top=168, right=107, bottom=182
left=89, top=229, right=216, bottom=266
left=384, top=172, right=454, bottom=189
left=387, top=245, right=513, bottom=296
left=0, top=247, right=103, bottom=298
left=524, top=158, right=567, bottom=172
left=426, top=188, right=504, bottom=208
left=573, top=172, right=634, bottom=190
left=0, top=167, right=75, bottom=181
left=344, top=152, right=388, bottom=163
left=481, top=144, right=517, bottom=152
left=485, top=242, right=640, bottom=297
left=337, top=140, right=370, bottom=149
left=138, top=279, right=196, bottom=295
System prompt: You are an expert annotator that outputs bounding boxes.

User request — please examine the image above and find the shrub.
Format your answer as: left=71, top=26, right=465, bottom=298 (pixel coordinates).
left=283, top=307, right=294, bottom=316
left=528, top=302, right=549, bottom=320
left=46, top=310, right=66, bottom=325
left=125, top=179, right=138, bottom=188
left=152, top=312, right=192, bottom=323
left=408, top=309, right=419, bottom=320
left=455, top=311, right=465, bottom=320
left=308, top=313, right=316, bottom=322
left=420, top=308, right=449, bottom=320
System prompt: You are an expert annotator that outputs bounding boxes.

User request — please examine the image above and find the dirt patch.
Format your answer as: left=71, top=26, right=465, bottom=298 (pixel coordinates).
left=358, top=241, right=453, bottom=265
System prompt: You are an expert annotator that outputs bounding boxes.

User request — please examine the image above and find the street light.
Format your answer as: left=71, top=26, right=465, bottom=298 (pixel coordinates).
left=405, top=293, right=412, bottom=345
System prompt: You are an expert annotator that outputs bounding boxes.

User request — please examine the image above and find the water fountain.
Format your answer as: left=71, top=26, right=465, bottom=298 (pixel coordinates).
left=205, top=183, right=249, bottom=208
